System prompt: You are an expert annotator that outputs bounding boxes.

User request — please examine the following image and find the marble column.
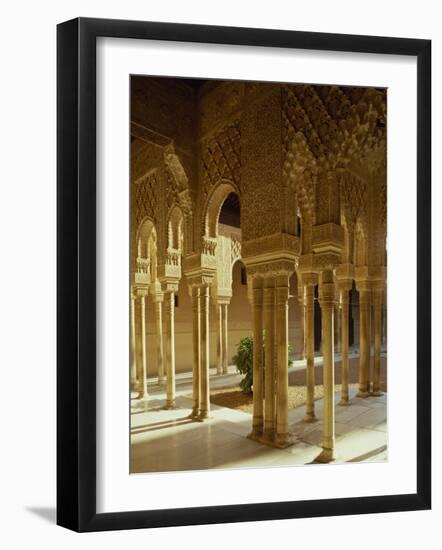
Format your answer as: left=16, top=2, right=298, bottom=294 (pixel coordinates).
left=263, top=279, right=276, bottom=441
left=339, top=285, right=350, bottom=406
left=275, top=274, right=290, bottom=447
left=138, top=291, right=149, bottom=400
left=335, top=300, right=341, bottom=353
left=164, top=291, right=176, bottom=408
left=303, top=282, right=317, bottom=422
left=357, top=286, right=371, bottom=398
left=199, top=284, right=210, bottom=420
left=190, top=286, right=201, bottom=418
left=372, top=289, right=383, bottom=396
left=316, top=268, right=336, bottom=463
left=216, top=303, right=223, bottom=375
left=298, top=286, right=306, bottom=360
left=154, top=295, right=165, bottom=385
left=130, top=288, right=138, bottom=392
left=249, top=279, right=264, bottom=438
left=222, top=303, right=229, bottom=374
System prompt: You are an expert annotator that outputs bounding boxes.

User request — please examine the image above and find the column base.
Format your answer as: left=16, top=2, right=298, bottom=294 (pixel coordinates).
left=314, top=447, right=335, bottom=463
left=250, top=431, right=296, bottom=449
left=356, top=390, right=369, bottom=398
left=137, top=392, right=149, bottom=401
left=274, top=433, right=297, bottom=449
left=222, top=368, right=229, bottom=375
left=247, top=428, right=263, bottom=441
left=216, top=368, right=223, bottom=375
left=188, top=408, right=200, bottom=420
left=163, top=399, right=177, bottom=410
left=371, top=390, right=383, bottom=397
left=197, top=410, right=210, bottom=421
left=303, top=413, right=318, bottom=422
left=338, top=398, right=350, bottom=407
left=157, top=377, right=165, bottom=386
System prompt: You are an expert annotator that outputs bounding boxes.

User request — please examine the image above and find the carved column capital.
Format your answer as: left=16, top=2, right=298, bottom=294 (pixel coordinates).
left=135, top=285, right=150, bottom=298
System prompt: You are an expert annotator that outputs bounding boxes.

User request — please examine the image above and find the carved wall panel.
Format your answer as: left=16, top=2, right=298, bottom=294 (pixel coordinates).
left=241, top=87, right=283, bottom=241
left=200, top=120, right=241, bottom=199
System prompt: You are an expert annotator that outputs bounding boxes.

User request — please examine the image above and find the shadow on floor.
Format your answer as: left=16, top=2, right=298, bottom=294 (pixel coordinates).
left=26, top=506, right=56, bottom=524
left=131, top=417, right=194, bottom=435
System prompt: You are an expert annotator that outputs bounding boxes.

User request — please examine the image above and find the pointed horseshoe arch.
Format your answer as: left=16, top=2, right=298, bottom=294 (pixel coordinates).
left=203, top=180, right=241, bottom=239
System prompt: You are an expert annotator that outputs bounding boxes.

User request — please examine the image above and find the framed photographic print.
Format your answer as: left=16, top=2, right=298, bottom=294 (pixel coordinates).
left=57, top=18, right=431, bottom=532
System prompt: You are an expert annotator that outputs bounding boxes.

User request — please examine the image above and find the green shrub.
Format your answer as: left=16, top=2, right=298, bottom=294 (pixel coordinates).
left=232, top=335, right=293, bottom=394
left=232, top=336, right=254, bottom=394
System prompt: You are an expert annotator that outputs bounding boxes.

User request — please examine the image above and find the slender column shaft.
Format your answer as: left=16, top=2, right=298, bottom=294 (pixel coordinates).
left=316, top=269, right=336, bottom=463
left=357, top=288, right=371, bottom=397
left=373, top=290, right=383, bottom=395
left=155, top=299, right=165, bottom=385
left=164, top=291, right=176, bottom=408
left=263, top=280, right=276, bottom=439
left=250, top=282, right=264, bottom=436
left=222, top=304, right=228, bottom=374
left=199, top=285, right=210, bottom=419
left=191, top=286, right=201, bottom=417
left=216, top=303, right=223, bottom=375
left=130, top=291, right=138, bottom=391
left=335, top=301, right=341, bottom=353
left=139, top=293, right=148, bottom=399
left=275, top=276, right=290, bottom=446
left=299, top=293, right=306, bottom=359
left=304, top=285, right=316, bottom=421
left=339, top=288, right=350, bottom=405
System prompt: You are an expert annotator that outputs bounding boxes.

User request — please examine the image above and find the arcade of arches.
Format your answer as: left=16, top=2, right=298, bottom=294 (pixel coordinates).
left=130, top=76, right=387, bottom=471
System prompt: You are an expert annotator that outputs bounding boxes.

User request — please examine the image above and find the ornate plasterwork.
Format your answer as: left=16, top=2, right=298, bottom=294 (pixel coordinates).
left=200, top=120, right=241, bottom=199
left=231, top=237, right=241, bottom=265
left=245, top=259, right=295, bottom=278
left=211, top=224, right=242, bottom=300
left=312, top=222, right=345, bottom=255
left=164, top=145, right=193, bottom=215
left=340, top=172, right=367, bottom=227
left=282, top=84, right=386, bottom=176
left=240, top=88, right=283, bottom=241
left=133, top=170, right=160, bottom=228
left=202, top=236, right=217, bottom=256
left=130, top=79, right=386, bottom=286
left=241, top=233, right=300, bottom=263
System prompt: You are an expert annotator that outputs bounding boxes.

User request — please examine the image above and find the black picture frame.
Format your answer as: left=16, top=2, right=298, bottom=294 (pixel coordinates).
left=57, top=17, right=431, bottom=532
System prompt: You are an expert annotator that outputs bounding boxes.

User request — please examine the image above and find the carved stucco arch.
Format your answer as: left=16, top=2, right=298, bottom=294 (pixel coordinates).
left=203, top=179, right=241, bottom=240
left=133, top=216, right=158, bottom=282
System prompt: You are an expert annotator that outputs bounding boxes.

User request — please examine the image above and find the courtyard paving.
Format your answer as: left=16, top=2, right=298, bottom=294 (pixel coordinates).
left=130, top=359, right=387, bottom=474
